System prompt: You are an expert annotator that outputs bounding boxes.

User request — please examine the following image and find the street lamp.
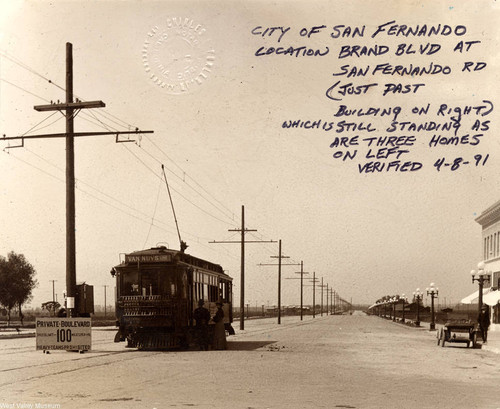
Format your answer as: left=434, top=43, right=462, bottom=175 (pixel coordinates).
left=400, top=294, right=407, bottom=324
left=392, top=296, right=398, bottom=322
left=413, top=288, right=422, bottom=327
left=471, top=261, right=491, bottom=317
left=426, top=283, right=439, bottom=331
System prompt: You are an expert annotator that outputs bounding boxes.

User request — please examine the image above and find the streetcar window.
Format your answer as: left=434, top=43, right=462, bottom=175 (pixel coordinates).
left=208, top=285, right=218, bottom=302
left=159, top=274, right=177, bottom=297
left=122, top=270, right=139, bottom=296
left=141, top=271, right=159, bottom=296
left=220, top=282, right=227, bottom=302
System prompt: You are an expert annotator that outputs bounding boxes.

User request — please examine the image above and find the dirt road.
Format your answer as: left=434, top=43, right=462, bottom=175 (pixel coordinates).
left=0, top=312, right=498, bottom=409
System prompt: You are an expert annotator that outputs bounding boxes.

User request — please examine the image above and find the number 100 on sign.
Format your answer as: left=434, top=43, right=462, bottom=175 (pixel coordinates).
left=36, top=317, right=91, bottom=351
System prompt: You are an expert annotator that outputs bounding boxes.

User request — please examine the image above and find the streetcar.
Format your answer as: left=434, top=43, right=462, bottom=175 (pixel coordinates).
left=110, top=245, right=234, bottom=350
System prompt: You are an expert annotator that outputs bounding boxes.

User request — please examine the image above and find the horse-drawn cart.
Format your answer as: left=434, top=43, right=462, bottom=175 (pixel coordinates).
left=437, top=321, right=477, bottom=348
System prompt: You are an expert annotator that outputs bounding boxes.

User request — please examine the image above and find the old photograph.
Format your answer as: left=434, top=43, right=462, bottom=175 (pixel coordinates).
left=1, top=1, right=499, bottom=408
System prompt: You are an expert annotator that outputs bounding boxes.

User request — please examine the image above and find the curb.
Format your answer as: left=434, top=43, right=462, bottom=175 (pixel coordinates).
left=0, top=332, right=35, bottom=339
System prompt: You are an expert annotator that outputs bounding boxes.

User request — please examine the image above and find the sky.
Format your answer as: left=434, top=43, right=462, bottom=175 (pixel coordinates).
left=0, top=0, right=499, bottom=312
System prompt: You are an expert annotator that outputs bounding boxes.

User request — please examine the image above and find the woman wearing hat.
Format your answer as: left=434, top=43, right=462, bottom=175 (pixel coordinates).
left=212, top=301, right=227, bottom=350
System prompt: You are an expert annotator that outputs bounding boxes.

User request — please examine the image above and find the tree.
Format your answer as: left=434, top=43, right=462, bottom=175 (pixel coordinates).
left=0, top=252, right=38, bottom=326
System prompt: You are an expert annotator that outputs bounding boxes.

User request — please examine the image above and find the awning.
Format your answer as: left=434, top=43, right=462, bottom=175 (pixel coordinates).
left=460, top=288, right=492, bottom=304
left=483, top=290, right=500, bottom=306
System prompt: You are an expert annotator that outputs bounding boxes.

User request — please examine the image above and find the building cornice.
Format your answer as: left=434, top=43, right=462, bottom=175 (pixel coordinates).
left=475, top=199, right=500, bottom=228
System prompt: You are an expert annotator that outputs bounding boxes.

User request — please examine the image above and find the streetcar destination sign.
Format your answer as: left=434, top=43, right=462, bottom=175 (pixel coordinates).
left=125, top=254, right=172, bottom=263
left=36, top=318, right=91, bottom=351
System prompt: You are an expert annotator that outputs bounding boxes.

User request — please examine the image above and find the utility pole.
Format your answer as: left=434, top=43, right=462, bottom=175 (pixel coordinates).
left=103, top=285, right=108, bottom=318
left=286, top=261, right=309, bottom=320
left=49, top=280, right=57, bottom=302
left=320, top=277, right=324, bottom=316
left=258, top=240, right=298, bottom=325
left=312, top=272, right=316, bottom=318
left=210, top=205, right=274, bottom=330
left=326, top=283, right=329, bottom=315
left=49, top=280, right=57, bottom=316
left=333, top=290, right=336, bottom=315
left=310, top=272, right=319, bottom=318
left=2, top=43, right=153, bottom=318
left=330, top=288, right=334, bottom=315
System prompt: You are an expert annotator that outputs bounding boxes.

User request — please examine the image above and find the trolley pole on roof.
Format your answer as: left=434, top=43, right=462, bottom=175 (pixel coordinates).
left=210, top=205, right=275, bottom=330
left=2, top=43, right=153, bottom=318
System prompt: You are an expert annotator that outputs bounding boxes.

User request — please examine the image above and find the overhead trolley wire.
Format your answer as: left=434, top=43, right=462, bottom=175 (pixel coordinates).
left=5, top=150, right=180, bottom=237
left=23, top=147, right=169, bottom=230
left=0, top=78, right=51, bottom=103
left=1, top=50, right=242, bottom=259
left=145, top=135, right=235, bottom=221
left=0, top=49, right=66, bottom=93
left=2, top=50, right=236, bottom=225
left=122, top=142, right=233, bottom=226
left=142, top=179, right=163, bottom=249
left=131, top=139, right=235, bottom=224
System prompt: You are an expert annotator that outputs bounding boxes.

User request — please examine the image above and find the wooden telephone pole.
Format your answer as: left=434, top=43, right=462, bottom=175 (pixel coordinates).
left=210, top=205, right=274, bottom=330
left=258, top=240, right=299, bottom=324
left=2, top=43, right=153, bottom=317
left=286, top=261, right=309, bottom=320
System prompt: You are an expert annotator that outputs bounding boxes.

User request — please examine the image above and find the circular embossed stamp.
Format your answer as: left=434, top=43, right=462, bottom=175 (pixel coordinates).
left=142, top=18, right=215, bottom=94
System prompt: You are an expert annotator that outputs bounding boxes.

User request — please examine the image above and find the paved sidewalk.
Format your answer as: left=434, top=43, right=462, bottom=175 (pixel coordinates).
left=482, top=324, right=500, bottom=354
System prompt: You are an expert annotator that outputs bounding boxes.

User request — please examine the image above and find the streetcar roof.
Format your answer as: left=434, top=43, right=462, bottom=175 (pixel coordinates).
left=115, top=246, right=230, bottom=277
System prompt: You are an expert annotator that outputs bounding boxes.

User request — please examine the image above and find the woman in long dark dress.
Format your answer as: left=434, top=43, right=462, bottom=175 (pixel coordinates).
left=212, top=302, right=227, bottom=350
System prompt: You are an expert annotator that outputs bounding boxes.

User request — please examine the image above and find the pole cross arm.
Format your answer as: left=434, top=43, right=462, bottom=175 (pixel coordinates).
left=34, top=101, right=105, bottom=111
left=258, top=263, right=300, bottom=266
left=1, top=130, right=154, bottom=141
left=210, top=240, right=275, bottom=244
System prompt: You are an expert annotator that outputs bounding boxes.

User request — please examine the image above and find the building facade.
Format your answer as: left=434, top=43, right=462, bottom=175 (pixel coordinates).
left=475, top=199, right=500, bottom=325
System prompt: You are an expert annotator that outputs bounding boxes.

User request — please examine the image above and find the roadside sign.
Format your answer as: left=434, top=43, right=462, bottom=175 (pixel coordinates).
left=36, top=317, right=91, bottom=351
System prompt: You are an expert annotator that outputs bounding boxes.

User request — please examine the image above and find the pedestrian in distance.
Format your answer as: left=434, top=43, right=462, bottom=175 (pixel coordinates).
left=212, top=301, right=227, bottom=350
left=478, top=305, right=490, bottom=343
left=193, top=299, right=211, bottom=350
